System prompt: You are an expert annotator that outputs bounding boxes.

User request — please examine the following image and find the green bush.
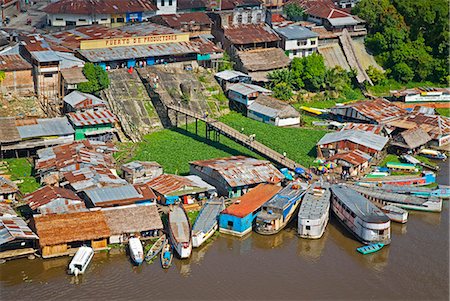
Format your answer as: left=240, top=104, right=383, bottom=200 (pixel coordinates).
left=78, top=63, right=110, bottom=94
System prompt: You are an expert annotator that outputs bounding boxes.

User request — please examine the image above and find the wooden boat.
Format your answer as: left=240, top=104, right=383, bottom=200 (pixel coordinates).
left=357, top=243, right=384, bottom=255
left=160, top=239, right=173, bottom=269
left=145, top=234, right=166, bottom=263
left=358, top=171, right=436, bottom=187
left=401, top=154, right=439, bottom=171
left=298, top=183, right=331, bottom=239
left=380, top=205, right=408, bottom=224
left=168, top=205, right=192, bottom=259
left=419, top=149, right=447, bottom=160
left=68, top=246, right=94, bottom=276
left=358, top=183, right=449, bottom=199
left=330, top=185, right=391, bottom=245
left=129, top=237, right=144, bottom=265
left=349, top=185, right=442, bottom=213
left=192, top=199, right=225, bottom=248
left=255, top=182, right=308, bottom=235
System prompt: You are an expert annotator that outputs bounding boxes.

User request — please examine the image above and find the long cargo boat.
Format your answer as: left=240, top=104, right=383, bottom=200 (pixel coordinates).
left=254, top=182, right=308, bottom=235
left=168, top=205, right=192, bottom=259
left=367, top=184, right=450, bottom=199
left=357, top=171, right=436, bottom=187
left=192, top=199, right=225, bottom=248
left=298, top=183, right=331, bottom=239
left=348, top=185, right=442, bottom=213
left=330, top=185, right=391, bottom=245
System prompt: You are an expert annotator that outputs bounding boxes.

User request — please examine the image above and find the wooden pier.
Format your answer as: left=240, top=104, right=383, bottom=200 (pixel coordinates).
left=167, top=105, right=313, bottom=178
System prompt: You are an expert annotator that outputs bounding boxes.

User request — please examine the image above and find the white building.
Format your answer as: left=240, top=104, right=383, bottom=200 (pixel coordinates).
left=154, top=0, right=177, bottom=15
left=247, top=95, right=300, bottom=127
left=274, top=25, right=319, bottom=59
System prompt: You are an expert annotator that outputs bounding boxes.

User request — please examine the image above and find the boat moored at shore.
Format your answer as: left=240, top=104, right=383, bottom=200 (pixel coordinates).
left=380, top=205, right=408, bottom=223
left=192, top=199, right=225, bottom=248
left=298, top=183, right=331, bottom=239
left=418, top=149, right=447, bottom=160
left=357, top=171, right=436, bottom=187
left=68, top=246, right=94, bottom=276
left=168, top=205, right=192, bottom=259
left=129, top=237, right=144, bottom=265
left=255, top=182, right=308, bottom=235
left=331, top=185, right=391, bottom=245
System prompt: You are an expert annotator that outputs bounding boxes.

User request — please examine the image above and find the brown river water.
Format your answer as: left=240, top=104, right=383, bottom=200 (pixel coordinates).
left=1, top=162, right=449, bottom=300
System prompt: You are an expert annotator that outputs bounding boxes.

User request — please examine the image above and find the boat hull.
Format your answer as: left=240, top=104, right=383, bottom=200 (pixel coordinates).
left=68, top=246, right=94, bottom=275
left=255, top=203, right=300, bottom=235
left=172, top=242, right=192, bottom=259
left=298, top=210, right=329, bottom=239
left=168, top=206, right=192, bottom=259
left=129, top=238, right=144, bottom=265
left=192, top=224, right=218, bottom=248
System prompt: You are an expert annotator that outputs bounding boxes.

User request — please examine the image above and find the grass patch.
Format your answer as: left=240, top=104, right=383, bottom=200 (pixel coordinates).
left=380, top=154, right=401, bottom=167
left=187, top=210, right=200, bottom=225
left=144, top=101, right=157, bottom=118
left=422, top=182, right=439, bottom=189
left=3, top=158, right=40, bottom=193
left=436, top=107, right=450, bottom=117
left=219, top=112, right=328, bottom=167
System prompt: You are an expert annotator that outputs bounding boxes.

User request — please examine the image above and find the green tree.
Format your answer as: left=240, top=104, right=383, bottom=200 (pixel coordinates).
left=283, top=3, right=305, bottom=21
left=302, top=53, right=326, bottom=91
left=219, top=52, right=233, bottom=71
left=366, top=66, right=386, bottom=85
left=272, top=83, right=293, bottom=101
left=78, top=63, right=109, bottom=94
left=0, top=70, right=5, bottom=83
left=390, top=62, right=414, bottom=82
left=324, top=66, right=352, bottom=94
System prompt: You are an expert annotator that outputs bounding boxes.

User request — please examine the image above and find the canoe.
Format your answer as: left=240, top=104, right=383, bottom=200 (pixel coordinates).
left=357, top=243, right=384, bottom=255
left=129, top=237, right=144, bottom=265
left=145, top=234, right=166, bottom=263
left=160, top=239, right=173, bottom=269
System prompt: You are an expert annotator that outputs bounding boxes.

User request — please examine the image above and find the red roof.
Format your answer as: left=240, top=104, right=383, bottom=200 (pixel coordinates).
left=23, top=185, right=83, bottom=210
left=329, top=149, right=371, bottom=166
left=0, top=54, right=32, bottom=71
left=224, top=24, right=280, bottom=45
left=67, top=109, right=117, bottom=127
left=271, top=13, right=286, bottom=23
left=221, top=0, right=262, bottom=10
left=341, top=123, right=385, bottom=135
left=285, top=0, right=351, bottom=20
left=43, top=0, right=157, bottom=15
left=145, top=174, right=205, bottom=196
left=222, top=184, right=281, bottom=218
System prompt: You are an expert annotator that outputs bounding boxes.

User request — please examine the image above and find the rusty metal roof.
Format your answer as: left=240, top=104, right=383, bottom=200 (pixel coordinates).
left=341, top=122, right=385, bottom=135
left=63, top=166, right=127, bottom=191
left=23, top=185, right=83, bottom=211
left=67, top=109, right=117, bottom=127
left=151, top=12, right=212, bottom=29
left=145, top=174, right=211, bottom=196
left=0, top=217, right=39, bottom=246
left=0, top=176, right=18, bottom=195
left=385, top=113, right=450, bottom=140
left=0, top=54, right=32, bottom=71
left=43, top=0, right=157, bottom=15
left=237, top=48, right=290, bottom=72
left=329, top=149, right=372, bottom=166
left=317, top=130, right=389, bottom=151
left=224, top=24, right=280, bottom=45
left=190, top=156, right=284, bottom=188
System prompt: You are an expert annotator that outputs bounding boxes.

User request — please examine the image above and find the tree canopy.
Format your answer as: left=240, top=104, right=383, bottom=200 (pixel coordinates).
left=283, top=3, right=305, bottom=21
left=78, top=63, right=110, bottom=94
left=353, top=0, right=449, bottom=84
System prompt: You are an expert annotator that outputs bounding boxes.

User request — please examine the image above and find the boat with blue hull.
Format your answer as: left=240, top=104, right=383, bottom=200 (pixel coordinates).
left=357, top=171, right=436, bottom=187
left=192, top=199, right=225, bottom=248
left=357, top=243, right=384, bottom=255
left=255, top=182, right=308, bottom=235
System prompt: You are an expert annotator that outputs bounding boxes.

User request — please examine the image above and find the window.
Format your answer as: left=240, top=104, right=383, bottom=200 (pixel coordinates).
left=256, top=13, right=261, bottom=23
left=379, top=229, right=385, bottom=235
left=44, top=73, right=54, bottom=78
left=293, top=50, right=297, bottom=55
left=237, top=14, right=243, bottom=24
left=297, top=40, right=307, bottom=46
left=117, top=17, right=124, bottom=23
left=111, top=18, right=115, bottom=23
left=78, top=18, right=86, bottom=22
left=161, top=0, right=165, bottom=6
left=55, top=18, right=63, bottom=21
left=306, top=226, right=311, bottom=230
left=101, top=18, right=107, bottom=21
left=227, top=221, right=234, bottom=227
left=247, top=13, right=252, bottom=23
left=311, top=40, right=316, bottom=46
left=169, top=0, right=172, bottom=5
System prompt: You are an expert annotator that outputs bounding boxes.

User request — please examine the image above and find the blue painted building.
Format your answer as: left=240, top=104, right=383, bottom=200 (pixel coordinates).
left=219, top=184, right=281, bottom=237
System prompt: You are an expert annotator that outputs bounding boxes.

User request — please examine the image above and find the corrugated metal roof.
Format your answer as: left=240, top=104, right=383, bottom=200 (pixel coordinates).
left=30, top=50, right=61, bottom=63
left=317, top=130, right=389, bottom=151
left=0, top=217, right=39, bottom=246
left=263, top=182, right=308, bottom=210
left=224, top=24, right=280, bottom=45
left=298, top=183, right=331, bottom=221
left=84, top=184, right=143, bottom=205
left=0, top=203, right=17, bottom=217
left=215, top=70, right=250, bottom=81
left=63, top=91, right=105, bottom=108
left=248, top=95, right=299, bottom=119
left=274, top=25, right=318, bottom=40
left=0, top=54, right=32, bottom=71
left=64, top=166, right=127, bottom=191
left=17, top=117, right=74, bottom=139
left=191, top=156, right=284, bottom=188
left=43, top=0, right=157, bottom=15
left=146, top=174, right=211, bottom=196
left=23, top=185, right=82, bottom=211
left=331, top=184, right=389, bottom=223
left=328, top=16, right=359, bottom=26
left=341, top=123, right=384, bottom=135
left=329, top=149, right=372, bottom=166
left=67, top=109, right=117, bottom=127
left=227, top=83, right=271, bottom=96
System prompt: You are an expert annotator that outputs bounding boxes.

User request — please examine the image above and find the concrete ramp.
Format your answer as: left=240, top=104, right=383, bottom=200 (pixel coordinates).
left=103, top=69, right=162, bottom=142
left=352, top=39, right=383, bottom=72
left=318, top=43, right=351, bottom=71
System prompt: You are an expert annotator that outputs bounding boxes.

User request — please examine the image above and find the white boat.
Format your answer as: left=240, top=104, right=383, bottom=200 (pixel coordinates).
left=192, top=199, right=225, bottom=248
left=298, top=183, right=331, bottom=239
left=381, top=205, right=408, bottom=224
left=255, top=182, right=308, bottom=235
left=331, top=185, right=391, bottom=245
left=129, top=237, right=144, bottom=265
left=419, top=149, right=447, bottom=160
left=168, top=205, right=192, bottom=259
left=68, top=246, right=94, bottom=276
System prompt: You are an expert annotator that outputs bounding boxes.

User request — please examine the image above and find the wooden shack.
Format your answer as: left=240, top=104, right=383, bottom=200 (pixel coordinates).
left=31, top=211, right=110, bottom=258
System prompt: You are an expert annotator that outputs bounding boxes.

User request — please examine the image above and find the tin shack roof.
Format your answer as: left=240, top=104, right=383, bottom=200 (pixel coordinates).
left=222, top=184, right=281, bottom=218
left=150, top=12, right=212, bottom=29
left=102, top=204, right=163, bottom=235
left=274, top=25, right=318, bottom=40
left=83, top=183, right=156, bottom=207
left=23, top=185, right=83, bottom=211
left=215, top=70, right=250, bottom=81
left=237, top=48, right=290, bottom=72
left=227, top=82, right=271, bottom=96
left=0, top=203, right=17, bottom=217
left=63, top=90, right=105, bottom=108
left=329, top=149, right=372, bottom=166
left=385, top=113, right=450, bottom=140
left=224, top=24, right=280, bottom=45
left=67, top=109, right=117, bottom=127
left=43, top=0, right=157, bottom=15
left=0, top=54, right=32, bottom=71
left=146, top=174, right=211, bottom=196
left=177, top=0, right=207, bottom=10
left=16, top=117, right=74, bottom=139
left=32, top=211, right=110, bottom=247
left=63, top=166, right=127, bottom=191
left=190, top=156, right=284, bottom=188
left=0, top=217, right=39, bottom=246
left=248, top=94, right=300, bottom=119
left=0, top=176, right=18, bottom=194
left=317, top=130, right=389, bottom=151
left=341, top=122, right=385, bottom=135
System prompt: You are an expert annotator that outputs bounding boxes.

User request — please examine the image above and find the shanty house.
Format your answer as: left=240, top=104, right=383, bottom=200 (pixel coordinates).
left=247, top=95, right=300, bottom=126
left=219, top=184, right=281, bottom=236
left=60, top=67, right=88, bottom=96
left=190, top=156, right=284, bottom=197
left=23, top=185, right=86, bottom=216
left=80, top=183, right=156, bottom=208
left=121, top=161, right=163, bottom=184
left=227, top=83, right=271, bottom=112
left=67, top=109, right=118, bottom=142
left=146, top=174, right=217, bottom=205
left=0, top=54, right=34, bottom=96
left=317, top=130, right=389, bottom=159
left=0, top=176, right=18, bottom=202
left=0, top=203, right=17, bottom=217
left=329, top=149, right=372, bottom=177
left=390, top=127, right=432, bottom=153
left=63, top=90, right=106, bottom=113
left=62, top=166, right=128, bottom=192
left=273, top=25, right=319, bottom=59
left=220, top=24, right=280, bottom=54
left=214, top=70, right=251, bottom=90
left=31, top=211, right=110, bottom=258
left=102, top=204, right=164, bottom=244
left=0, top=216, right=39, bottom=257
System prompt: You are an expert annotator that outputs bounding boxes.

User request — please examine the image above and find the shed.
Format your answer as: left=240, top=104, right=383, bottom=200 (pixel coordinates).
left=0, top=217, right=39, bottom=253
left=329, top=149, right=372, bottom=177
left=214, top=70, right=251, bottom=90
left=391, top=127, right=432, bottom=152
left=67, top=109, right=117, bottom=141
left=190, top=156, right=284, bottom=197
left=101, top=204, right=163, bottom=244
left=31, top=211, right=110, bottom=258
left=219, top=184, right=281, bottom=237
left=63, top=90, right=106, bottom=113
left=23, top=185, right=86, bottom=215
left=227, top=82, right=272, bottom=110
left=247, top=95, right=300, bottom=126
left=0, top=176, right=19, bottom=202
left=121, top=161, right=163, bottom=184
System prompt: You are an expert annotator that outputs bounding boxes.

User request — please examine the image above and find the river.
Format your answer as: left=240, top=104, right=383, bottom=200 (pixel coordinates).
left=1, top=162, right=448, bottom=300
